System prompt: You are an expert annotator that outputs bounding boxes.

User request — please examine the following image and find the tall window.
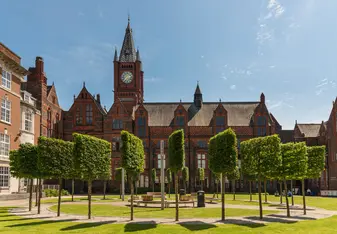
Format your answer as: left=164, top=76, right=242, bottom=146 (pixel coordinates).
left=257, top=116, right=266, bottom=126
left=257, top=127, right=266, bottom=136
left=197, top=140, right=207, bottom=148
left=0, top=167, right=9, bottom=187
left=1, top=69, right=11, bottom=89
left=86, top=104, right=93, bottom=125
left=137, top=117, right=146, bottom=137
left=197, top=153, right=206, bottom=168
left=215, top=116, right=225, bottom=133
left=113, top=119, right=123, bottom=129
left=176, top=116, right=184, bottom=127
left=0, top=133, right=10, bottom=159
left=1, top=98, right=10, bottom=123
left=25, top=111, right=33, bottom=132
left=47, top=109, right=52, bottom=137
left=75, top=107, right=82, bottom=125
left=158, top=154, right=165, bottom=169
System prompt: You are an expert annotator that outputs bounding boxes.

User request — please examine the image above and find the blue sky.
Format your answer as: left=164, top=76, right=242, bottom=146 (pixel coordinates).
left=1, top=0, right=336, bottom=129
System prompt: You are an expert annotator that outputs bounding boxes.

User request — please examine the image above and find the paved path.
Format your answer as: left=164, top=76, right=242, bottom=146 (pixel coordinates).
left=6, top=199, right=337, bottom=225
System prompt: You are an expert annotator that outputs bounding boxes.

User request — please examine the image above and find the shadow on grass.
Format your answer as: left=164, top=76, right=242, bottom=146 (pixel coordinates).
left=222, top=219, right=265, bottom=228
left=179, top=221, right=217, bottom=231
left=268, top=214, right=317, bottom=220
left=246, top=216, right=297, bottom=224
left=61, top=220, right=116, bottom=231
left=6, top=219, right=78, bottom=227
left=124, top=221, right=157, bottom=232
left=0, top=216, right=51, bottom=222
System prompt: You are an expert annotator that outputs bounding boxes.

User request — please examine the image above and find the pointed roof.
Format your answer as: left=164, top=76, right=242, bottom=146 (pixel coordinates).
left=119, top=16, right=137, bottom=62
left=296, top=123, right=321, bottom=138
left=194, top=82, right=202, bottom=95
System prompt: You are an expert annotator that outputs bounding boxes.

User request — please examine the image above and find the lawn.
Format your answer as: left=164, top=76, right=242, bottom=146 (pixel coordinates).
left=40, top=195, right=121, bottom=204
left=49, top=204, right=277, bottom=218
left=1, top=207, right=337, bottom=233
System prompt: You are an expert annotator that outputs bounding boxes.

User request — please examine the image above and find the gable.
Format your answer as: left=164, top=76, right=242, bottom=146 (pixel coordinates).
left=46, top=84, right=60, bottom=107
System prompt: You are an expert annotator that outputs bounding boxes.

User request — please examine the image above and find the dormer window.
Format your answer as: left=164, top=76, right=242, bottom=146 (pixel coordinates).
left=176, top=116, right=185, bottom=127
left=215, top=116, right=225, bottom=133
left=257, top=116, right=266, bottom=126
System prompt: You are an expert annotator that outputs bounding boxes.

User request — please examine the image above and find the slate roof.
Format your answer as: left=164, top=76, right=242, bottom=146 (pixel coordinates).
left=297, top=124, right=321, bottom=138
left=136, top=102, right=260, bottom=127
left=279, top=130, right=294, bottom=143
left=119, top=18, right=137, bottom=62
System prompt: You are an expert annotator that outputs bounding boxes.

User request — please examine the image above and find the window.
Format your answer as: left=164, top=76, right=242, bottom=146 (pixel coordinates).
left=24, top=111, right=33, bottom=132
left=257, top=127, right=266, bottom=136
left=197, top=153, right=206, bottom=168
left=1, top=69, right=11, bottom=89
left=86, top=104, right=93, bottom=125
left=215, top=116, right=225, bottom=133
left=197, top=140, right=207, bottom=148
left=176, top=116, right=184, bottom=126
left=137, top=117, right=146, bottom=137
left=0, top=133, right=10, bottom=159
left=1, top=98, right=10, bottom=123
left=24, top=94, right=30, bottom=102
left=158, top=154, right=165, bottom=169
left=75, top=107, right=82, bottom=125
left=0, top=167, right=9, bottom=187
left=257, top=116, right=266, bottom=126
left=113, top=119, right=123, bottom=129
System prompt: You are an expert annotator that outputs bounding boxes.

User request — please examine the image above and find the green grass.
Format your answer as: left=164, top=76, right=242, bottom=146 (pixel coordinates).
left=1, top=207, right=337, bottom=233
left=40, top=195, right=121, bottom=204
left=49, top=204, right=277, bottom=218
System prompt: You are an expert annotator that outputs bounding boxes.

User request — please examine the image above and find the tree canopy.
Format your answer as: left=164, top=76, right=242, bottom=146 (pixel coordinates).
left=182, top=167, right=189, bottom=182
left=307, top=146, right=325, bottom=179
left=18, top=143, right=39, bottom=178
left=197, top=167, right=205, bottom=181
left=9, top=150, right=21, bottom=178
left=168, top=129, right=185, bottom=173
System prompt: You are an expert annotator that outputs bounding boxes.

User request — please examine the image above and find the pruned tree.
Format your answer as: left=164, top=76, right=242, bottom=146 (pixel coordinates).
left=182, top=167, right=189, bottom=192
left=305, top=146, right=325, bottom=215
left=227, top=166, right=240, bottom=201
left=166, top=168, right=172, bottom=198
left=37, top=137, right=74, bottom=217
left=241, top=142, right=258, bottom=202
left=208, top=128, right=238, bottom=221
left=73, top=133, right=111, bottom=219
left=168, top=129, right=185, bottom=222
left=120, top=130, right=145, bottom=221
left=197, top=167, right=205, bottom=190
left=151, top=168, right=157, bottom=192
left=9, top=150, right=22, bottom=191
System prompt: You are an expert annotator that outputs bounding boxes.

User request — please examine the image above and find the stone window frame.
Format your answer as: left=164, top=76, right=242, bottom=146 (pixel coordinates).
left=0, top=133, right=10, bottom=159
left=0, top=166, right=9, bottom=187
left=24, top=110, right=33, bottom=132
left=1, top=68, right=11, bottom=90
left=1, top=97, right=11, bottom=124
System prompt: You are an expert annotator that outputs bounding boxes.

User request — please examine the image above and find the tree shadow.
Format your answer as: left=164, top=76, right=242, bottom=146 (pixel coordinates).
left=124, top=221, right=157, bottom=232
left=246, top=216, right=297, bottom=224
left=268, top=214, right=317, bottom=220
left=221, top=219, right=265, bottom=228
left=0, top=216, right=50, bottom=222
left=61, top=220, right=116, bottom=231
left=6, top=219, right=78, bottom=227
left=179, top=221, right=217, bottom=231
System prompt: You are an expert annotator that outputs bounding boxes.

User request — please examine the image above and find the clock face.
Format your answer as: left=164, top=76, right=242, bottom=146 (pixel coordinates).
left=121, top=71, right=133, bottom=84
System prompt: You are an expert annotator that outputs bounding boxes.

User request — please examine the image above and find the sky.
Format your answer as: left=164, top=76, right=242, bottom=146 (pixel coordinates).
left=1, top=0, right=337, bottom=129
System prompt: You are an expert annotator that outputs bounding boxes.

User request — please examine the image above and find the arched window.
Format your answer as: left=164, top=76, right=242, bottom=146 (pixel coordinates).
left=75, top=107, right=82, bottom=125
left=86, top=104, right=93, bottom=125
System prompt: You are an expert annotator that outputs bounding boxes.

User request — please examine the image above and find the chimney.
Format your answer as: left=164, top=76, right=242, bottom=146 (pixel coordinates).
left=96, top=94, right=101, bottom=104
left=35, top=56, right=44, bottom=74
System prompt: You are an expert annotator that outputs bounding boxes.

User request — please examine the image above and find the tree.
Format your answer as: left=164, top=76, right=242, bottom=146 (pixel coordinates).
left=182, top=167, right=189, bottom=192
left=73, top=133, right=111, bottom=219
left=120, top=130, right=145, bottom=221
left=197, top=168, right=205, bottom=190
left=227, top=167, right=240, bottom=201
left=241, top=135, right=281, bottom=220
left=241, top=143, right=258, bottom=202
left=151, top=168, right=157, bottom=192
left=305, top=146, right=325, bottom=215
left=279, top=142, right=308, bottom=217
left=166, top=168, right=172, bottom=198
left=9, top=150, right=22, bottom=191
left=168, top=129, right=185, bottom=222
left=208, top=128, right=238, bottom=221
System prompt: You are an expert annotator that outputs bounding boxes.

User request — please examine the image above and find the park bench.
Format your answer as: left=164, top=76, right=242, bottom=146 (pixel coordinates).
left=147, top=192, right=166, bottom=198
left=165, top=200, right=195, bottom=208
left=134, top=200, right=163, bottom=207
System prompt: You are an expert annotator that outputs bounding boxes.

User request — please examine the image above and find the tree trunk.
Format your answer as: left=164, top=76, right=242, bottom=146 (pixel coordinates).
left=88, top=180, right=92, bottom=219
left=57, top=178, right=62, bottom=216
left=35, top=182, right=38, bottom=207
left=258, top=177, right=263, bottom=220
left=221, top=174, right=226, bottom=221
left=71, top=179, right=74, bottom=202
left=291, top=180, right=294, bottom=206
left=284, top=180, right=290, bottom=217
left=232, top=180, right=236, bottom=200
left=29, top=178, right=33, bottom=211
left=130, top=181, right=134, bottom=221
left=168, top=183, right=171, bottom=198
left=216, top=182, right=219, bottom=198
left=249, top=181, right=252, bottom=202
left=135, top=181, right=138, bottom=195
left=302, top=179, right=306, bottom=215
left=175, top=174, right=179, bottom=221
left=264, top=179, right=267, bottom=203
left=103, top=180, right=106, bottom=200
left=280, top=181, right=283, bottom=204
left=37, top=179, right=42, bottom=214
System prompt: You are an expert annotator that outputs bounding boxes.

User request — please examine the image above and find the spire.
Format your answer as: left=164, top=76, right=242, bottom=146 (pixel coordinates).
left=114, top=47, right=118, bottom=61
left=260, top=92, right=265, bottom=104
left=194, top=81, right=203, bottom=109
left=136, top=48, right=141, bottom=61
left=195, top=81, right=202, bottom=95
left=119, top=15, right=136, bottom=62
left=83, top=81, right=86, bottom=88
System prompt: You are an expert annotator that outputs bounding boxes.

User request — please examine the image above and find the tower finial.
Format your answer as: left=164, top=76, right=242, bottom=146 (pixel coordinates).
left=114, top=46, right=118, bottom=61
left=219, top=98, right=221, bottom=103
left=83, top=81, right=85, bottom=88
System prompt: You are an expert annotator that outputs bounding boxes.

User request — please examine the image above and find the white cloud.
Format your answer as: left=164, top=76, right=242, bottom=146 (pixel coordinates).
left=222, top=75, right=227, bottom=80
left=315, top=78, right=336, bottom=95
left=269, top=65, right=275, bottom=69
left=144, top=77, right=161, bottom=83
left=267, top=0, right=285, bottom=18
left=201, top=55, right=204, bottom=59
left=269, top=100, right=294, bottom=110
left=230, top=85, right=236, bottom=90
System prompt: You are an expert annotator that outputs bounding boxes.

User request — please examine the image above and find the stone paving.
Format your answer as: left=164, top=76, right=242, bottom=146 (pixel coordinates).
left=5, top=198, right=337, bottom=225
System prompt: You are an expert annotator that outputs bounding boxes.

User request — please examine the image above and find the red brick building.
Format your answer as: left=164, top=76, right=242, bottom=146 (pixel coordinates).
left=62, top=19, right=282, bottom=193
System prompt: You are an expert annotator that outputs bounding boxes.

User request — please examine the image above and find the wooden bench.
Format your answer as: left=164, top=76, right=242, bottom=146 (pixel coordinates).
left=147, top=192, right=166, bottom=198
left=165, top=200, right=195, bottom=208
left=205, top=197, right=221, bottom=204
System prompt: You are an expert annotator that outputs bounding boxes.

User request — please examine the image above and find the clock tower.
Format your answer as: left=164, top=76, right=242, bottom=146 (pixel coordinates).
left=113, top=17, right=144, bottom=114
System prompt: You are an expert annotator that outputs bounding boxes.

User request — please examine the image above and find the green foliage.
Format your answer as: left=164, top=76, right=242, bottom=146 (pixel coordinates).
left=208, top=128, right=238, bottom=175
left=197, top=167, right=205, bottom=181
left=18, top=143, right=39, bottom=178
left=37, top=137, right=75, bottom=179
left=168, top=129, right=185, bottom=173
left=151, top=168, right=157, bottom=181
left=279, top=142, right=308, bottom=180
left=227, top=166, right=240, bottom=181
left=9, top=150, right=21, bottom=178
left=73, top=133, right=111, bottom=181
left=241, top=141, right=258, bottom=181
left=120, top=130, right=145, bottom=180
left=213, top=172, right=221, bottom=184
left=166, top=168, right=172, bottom=183
left=182, top=167, right=189, bottom=182
left=44, top=189, right=69, bottom=197
left=115, top=168, right=127, bottom=182
left=307, top=146, right=325, bottom=179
